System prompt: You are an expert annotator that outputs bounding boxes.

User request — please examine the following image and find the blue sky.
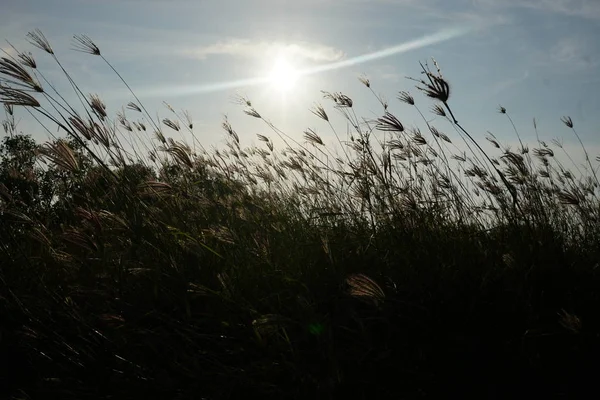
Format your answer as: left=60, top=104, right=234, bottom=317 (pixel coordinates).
left=1, top=0, right=599, bottom=159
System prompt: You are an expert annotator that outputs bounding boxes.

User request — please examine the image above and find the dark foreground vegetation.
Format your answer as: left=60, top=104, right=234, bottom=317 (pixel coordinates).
left=1, top=31, right=599, bottom=399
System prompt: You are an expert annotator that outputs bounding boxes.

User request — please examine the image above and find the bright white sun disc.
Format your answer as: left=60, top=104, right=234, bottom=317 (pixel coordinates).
left=268, top=58, right=299, bottom=91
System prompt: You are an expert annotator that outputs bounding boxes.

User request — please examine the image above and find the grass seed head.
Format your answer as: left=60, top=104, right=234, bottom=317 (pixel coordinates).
left=311, top=103, right=329, bottom=122
left=358, top=75, right=370, bottom=88
left=126, top=102, right=141, bottom=112
left=410, top=61, right=451, bottom=103
left=27, top=29, right=54, bottom=55
left=72, top=34, right=101, bottom=56
left=304, top=128, right=324, bottom=146
left=0, top=57, right=43, bottom=92
left=376, top=111, right=404, bottom=132
left=561, top=116, right=574, bottom=128
left=397, top=91, right=415, bottom=105
left=0, top=85, right=40, bottom=107
left=431, top=104, right=446, bottom=117
left=89, top=94, right=107, bottom=119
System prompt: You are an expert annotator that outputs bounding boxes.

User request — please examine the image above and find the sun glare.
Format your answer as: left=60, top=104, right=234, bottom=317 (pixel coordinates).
left=268, top=57, right=300, bottom=92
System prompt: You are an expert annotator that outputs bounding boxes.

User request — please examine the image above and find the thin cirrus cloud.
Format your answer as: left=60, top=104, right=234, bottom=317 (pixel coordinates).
left=491, top=70, right=531, bottom=97
left=551, top=37, right=598, bottom=69
left=475, top=0, right=600, bottom=20
left=524, top=0, right=600, bottom=19
left=138, top=26, right=471, bottom=98
left=180, top=39, right=346, bottom=63
left=522, top=35, right=599, bottom=76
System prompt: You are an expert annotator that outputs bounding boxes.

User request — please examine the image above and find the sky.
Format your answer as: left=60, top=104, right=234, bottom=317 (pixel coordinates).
left=1, top=0, right=599, bottom=161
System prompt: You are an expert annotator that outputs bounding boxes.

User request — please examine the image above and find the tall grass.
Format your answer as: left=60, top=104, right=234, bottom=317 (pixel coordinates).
left=1, top=31, right=599, bottom=399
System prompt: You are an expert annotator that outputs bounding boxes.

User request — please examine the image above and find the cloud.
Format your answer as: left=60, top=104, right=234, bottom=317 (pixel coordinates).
left=550, top=37, right=598, bottom=69
left=524, top=35, right=600, bottom=76
left=524, top=0, right=600, bottom=19
left=491, top=70, right=530, bottom=96
left=366, top=64, right=404, bottom=83
left=181, top=39, right=345, bottom=63
left=475, top=0, right=600, bottom=20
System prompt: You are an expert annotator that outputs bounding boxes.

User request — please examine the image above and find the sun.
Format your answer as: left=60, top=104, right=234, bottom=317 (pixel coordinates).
left=268, top=56, right=300, bottom=92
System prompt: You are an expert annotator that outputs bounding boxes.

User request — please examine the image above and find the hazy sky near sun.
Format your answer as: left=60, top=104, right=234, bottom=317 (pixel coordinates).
left=1, top=0, right=599, bottom=156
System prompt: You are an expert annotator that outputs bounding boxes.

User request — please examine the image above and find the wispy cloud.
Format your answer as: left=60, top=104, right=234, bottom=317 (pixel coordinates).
left=475, top=0, right=600, bottom=20
left=181, top=39, right=345, bottom=63
left=522, top=34, right=600, bottom=75
left=368, top=65, right=404, bottom=83
left=526, top=0, right=600, bottom=19
left=137, top=27, right=470, bottom=98
left=551, top=36, right=598, bottom=69
left=303, top=26, right=471, bottom=75
left=491, top=70, right=531, bottom=96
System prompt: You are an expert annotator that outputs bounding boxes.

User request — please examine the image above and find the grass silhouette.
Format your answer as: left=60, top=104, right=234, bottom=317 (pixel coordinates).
left=1, top=31, right=599, bottom=399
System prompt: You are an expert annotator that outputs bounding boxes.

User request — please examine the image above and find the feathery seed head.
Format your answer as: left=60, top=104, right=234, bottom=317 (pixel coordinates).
left=17, top=51, right=37, bottom=69
left=557, top=189, right=580, bottom=205
left=89, top=94, right=107, bottom=119
left=244, top=108, right=261, bottom=118
left=231, top=93, right=252, bottom=107
left=397, top=91, right=415, bottom=105
left=387, top=139, right=404, bottom=150
left=412, top=130, right=427, bottom=145
left=346, top=273, right=385, bottom=306
left=486, top=136, right=500, bottom=148
left=222, top=117, right=239, bottom=144
left=376, top=112, right=404, bottom=132
left=358, top=75, right=370, bottom=88
left=304, top=128, right=324, bottom=146
left=117, top=112, right=132, bottom=132
left=92, top=121, right=113, bottom=148
left=183, top=110, right=193, bottom=129
left=154, top=129, right=166, bottom=144
left=72, top=34, right=100, bottom=56
left=431, top=104, right=446, bottom=117
left=409, top=61, right=451, bottom=102
left=163, top=118, right=180, bottom=132
left=311, top=103, right=329, bottom=122
left=429, top=126, right=442, bottom=138
left=561, top=116, right=574, bottom=128
left=37, top=139, right=79, bottom=173
left=27, top=30, right=53, bottom=55
left=0, top=57, right=43, bottom=92
left=126, top=102, right=142, bottom=112
left=69, top=115, right=93, bottom=140
left=0, top=85, right=40, bottom=107
left=163, top=101, right=175, bottom=113
left=322, top=91, right=353, bottom=107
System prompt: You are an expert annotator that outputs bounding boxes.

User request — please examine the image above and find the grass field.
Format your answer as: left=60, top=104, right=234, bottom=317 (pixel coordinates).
left=1, top=31, right=599, bottom=399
